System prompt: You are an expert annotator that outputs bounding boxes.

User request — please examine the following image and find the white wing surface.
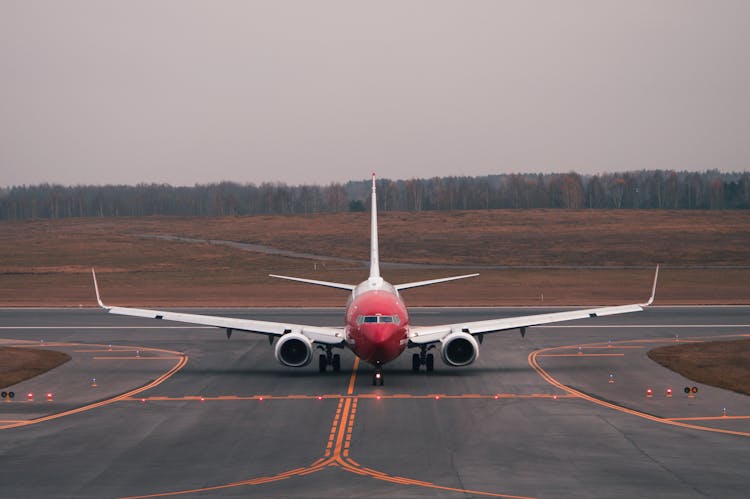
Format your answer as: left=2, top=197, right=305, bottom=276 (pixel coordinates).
left=92, top=270, right=345, bottom=345
left=409, top=266, right=659, bottom=345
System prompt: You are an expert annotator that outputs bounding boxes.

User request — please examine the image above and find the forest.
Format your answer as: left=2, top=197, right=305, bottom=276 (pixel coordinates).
left=1, top=170, right=748, bottom=220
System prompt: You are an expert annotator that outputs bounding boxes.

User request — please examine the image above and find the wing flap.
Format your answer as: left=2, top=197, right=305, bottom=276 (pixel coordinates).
left=408, top=304, right=644, bottom=344
left=105, top=306, right=346, bottom=344
left=93, top=270, right=344, bottom=345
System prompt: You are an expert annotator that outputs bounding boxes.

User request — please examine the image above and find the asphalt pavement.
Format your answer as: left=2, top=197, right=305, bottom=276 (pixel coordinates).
left=1, top=306, right=749, bottom=498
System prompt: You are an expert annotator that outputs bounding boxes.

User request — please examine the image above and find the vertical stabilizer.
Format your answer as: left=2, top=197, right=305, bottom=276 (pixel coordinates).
left=369, top=173, right=380, bottom=279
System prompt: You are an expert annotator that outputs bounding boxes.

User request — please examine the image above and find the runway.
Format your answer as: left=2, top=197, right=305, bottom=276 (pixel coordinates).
left=1, top=307, right=749, bottom=498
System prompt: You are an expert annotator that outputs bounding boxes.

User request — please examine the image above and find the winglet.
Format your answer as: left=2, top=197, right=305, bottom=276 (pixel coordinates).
left=91, top=268, right=109, bottom=309
left=642, top=265, right=659, bottom=307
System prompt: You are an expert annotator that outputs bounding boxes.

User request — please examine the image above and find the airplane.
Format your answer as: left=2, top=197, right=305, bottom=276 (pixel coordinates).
left=92, top=174, right=659, bottom=386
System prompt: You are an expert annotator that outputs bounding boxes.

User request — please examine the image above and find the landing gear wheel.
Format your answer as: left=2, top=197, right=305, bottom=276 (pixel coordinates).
left=425, top=353, right=434, bottom=372
left=332, top=354, right=341, bottom=373
left=318, top=354, right=328, bottom=373
left=412, top=353, right=420, bottom=372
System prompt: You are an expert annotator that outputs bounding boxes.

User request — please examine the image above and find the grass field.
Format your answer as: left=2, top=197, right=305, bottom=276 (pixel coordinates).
left=0, top=347, right=71, bottom=389
left=648, top=340, right=750, bottom=396
left=1, top=210, right=748, bottom=306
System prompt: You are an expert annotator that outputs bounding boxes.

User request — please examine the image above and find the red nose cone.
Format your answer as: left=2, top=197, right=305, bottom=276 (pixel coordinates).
left=356, top=324, right=404, bottom=364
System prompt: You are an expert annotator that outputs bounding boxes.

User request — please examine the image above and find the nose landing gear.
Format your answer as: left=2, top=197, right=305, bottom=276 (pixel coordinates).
left=372, top=361, right=384, bottom=385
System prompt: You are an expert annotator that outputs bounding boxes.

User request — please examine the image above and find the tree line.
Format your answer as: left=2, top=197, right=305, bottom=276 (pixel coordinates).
left=1, top=170, right=748, bottom=220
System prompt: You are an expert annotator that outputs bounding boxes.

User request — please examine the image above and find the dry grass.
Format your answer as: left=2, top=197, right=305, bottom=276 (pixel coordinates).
left=647, top=340, right=750, bottom=396
left=0, top=347, right=71, bottom=389
left=0, top=210, right=749, bottom=306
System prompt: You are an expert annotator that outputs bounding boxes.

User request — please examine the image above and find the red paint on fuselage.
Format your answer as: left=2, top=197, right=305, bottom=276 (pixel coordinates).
left=345, top=289, right=409, bottom=365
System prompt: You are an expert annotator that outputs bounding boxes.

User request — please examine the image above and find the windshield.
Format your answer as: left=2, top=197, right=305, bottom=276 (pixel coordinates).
left=356, top=315, right=401, bottom=325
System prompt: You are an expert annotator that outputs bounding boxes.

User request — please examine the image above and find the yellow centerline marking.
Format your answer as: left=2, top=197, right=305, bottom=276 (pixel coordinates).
left=529, top=333, right=750, bottom=438
left=668, top=415, right=750, bottom=421
left=537, top=353, right=625, bottom=357
left=93, top=356, right=183, bottom=360
left=121, top=355, right=536, bottom=499
left=0, top=340, right=188, bottom=431
left=347, top=357, right=359, bottom=394
left=124, top=393, right=571, bottom=402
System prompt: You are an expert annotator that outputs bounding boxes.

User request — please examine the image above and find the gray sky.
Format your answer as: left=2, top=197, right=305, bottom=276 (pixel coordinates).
left=1, top=1, right=749, bottom=187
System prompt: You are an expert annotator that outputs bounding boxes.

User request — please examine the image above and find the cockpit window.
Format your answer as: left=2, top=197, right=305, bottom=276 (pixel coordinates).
left=358, top=315, right=401, bottom=325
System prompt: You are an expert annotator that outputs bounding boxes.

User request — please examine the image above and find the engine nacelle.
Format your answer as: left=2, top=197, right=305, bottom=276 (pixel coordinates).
left=274, top=332, right=314, bottom=367
left=440, top=331, right=479, bottom=367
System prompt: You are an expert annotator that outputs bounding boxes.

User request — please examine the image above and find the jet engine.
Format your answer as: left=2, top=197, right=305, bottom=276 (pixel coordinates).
left=274, top=332, right=314, bottom=367
left=440, top=331, right=479, bottom=366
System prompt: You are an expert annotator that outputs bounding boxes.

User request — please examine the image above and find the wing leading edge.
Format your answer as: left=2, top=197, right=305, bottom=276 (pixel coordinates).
left=409, top=266, right=659, bottom=345
left=91, top=270, right=344, bottom=345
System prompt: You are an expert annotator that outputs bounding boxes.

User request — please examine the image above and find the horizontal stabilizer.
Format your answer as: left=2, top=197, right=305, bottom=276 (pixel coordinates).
left=269, top=274, right=356, bottom=291
left=395, top=273, right=479, bottom=291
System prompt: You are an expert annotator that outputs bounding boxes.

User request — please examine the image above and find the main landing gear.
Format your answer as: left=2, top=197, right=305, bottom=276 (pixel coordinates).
left=412, top=346, right=434, bottom=373
left=318, top=346, right=341, bottom=373
left=373, top=361, right=384, bottom=386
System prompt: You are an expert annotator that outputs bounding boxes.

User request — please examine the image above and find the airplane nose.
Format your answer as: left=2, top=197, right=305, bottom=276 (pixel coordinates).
left=362, top=324, right=396, bottom=345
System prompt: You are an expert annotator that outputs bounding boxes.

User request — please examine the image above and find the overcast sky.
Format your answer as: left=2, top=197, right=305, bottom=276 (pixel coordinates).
left=1, top=1, right=749, bottom=187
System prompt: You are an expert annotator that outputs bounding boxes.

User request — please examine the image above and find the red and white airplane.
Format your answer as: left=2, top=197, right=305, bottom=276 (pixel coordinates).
left=92, top=174, right=658, bottom=385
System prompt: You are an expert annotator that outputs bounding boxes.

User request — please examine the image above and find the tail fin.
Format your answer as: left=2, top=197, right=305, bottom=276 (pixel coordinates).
left=369, top=173, right=380, bottom=279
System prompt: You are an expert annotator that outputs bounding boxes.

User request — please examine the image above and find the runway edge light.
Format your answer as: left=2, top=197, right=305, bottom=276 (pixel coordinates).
left=666, top=387, right=672, bottom=398
left=646, top=388, right=653, bottom=398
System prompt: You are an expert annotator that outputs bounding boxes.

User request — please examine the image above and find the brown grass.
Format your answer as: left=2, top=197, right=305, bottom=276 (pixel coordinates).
left=0, top=210, right=748, bottom=306
left=0, top=348, right=72, bottom=389
left=647, top=340, right=750, bottom=396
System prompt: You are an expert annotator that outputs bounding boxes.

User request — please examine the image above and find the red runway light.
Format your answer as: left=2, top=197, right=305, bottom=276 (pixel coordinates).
left=140, top=398, right=146, bottom=404
left=376, top=395, right=381, bottom=400
left=646, top=388, right=653, bottom=398
left=27, top=392, right=33, bottom=402
left=46, top=393, right=53, bottom=402
left=259, top=396, right=264, bottom=401
left=666, top=388, right=673, bottom=398
left=317, top=396, right=323, bottom=400
left=434, top=395, right=440, bottom=400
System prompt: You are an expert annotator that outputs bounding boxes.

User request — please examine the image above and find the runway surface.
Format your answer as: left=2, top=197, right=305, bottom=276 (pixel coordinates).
left=1, top=306, right=749, bottom=498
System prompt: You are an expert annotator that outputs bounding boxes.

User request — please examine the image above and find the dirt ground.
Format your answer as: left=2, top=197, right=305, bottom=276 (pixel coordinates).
left=648, top=339, right=750, bottom=396
left=0, top=347, right=71, bottom=389
left=1, top=210, right=748, bottom=306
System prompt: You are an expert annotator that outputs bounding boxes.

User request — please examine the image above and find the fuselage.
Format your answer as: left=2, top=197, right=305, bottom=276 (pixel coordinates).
left=344, top=277, right=409, bottom=366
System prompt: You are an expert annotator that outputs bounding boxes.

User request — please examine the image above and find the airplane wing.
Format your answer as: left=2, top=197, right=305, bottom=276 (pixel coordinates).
left=409, top=266, right=659, bottom=345
left=91, top=270, right=345, bottom=345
